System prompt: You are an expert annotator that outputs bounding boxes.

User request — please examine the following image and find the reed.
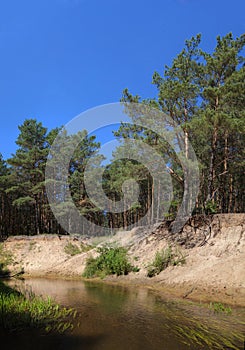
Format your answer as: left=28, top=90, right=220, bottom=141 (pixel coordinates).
left=0, top=281, right=76, bottom=333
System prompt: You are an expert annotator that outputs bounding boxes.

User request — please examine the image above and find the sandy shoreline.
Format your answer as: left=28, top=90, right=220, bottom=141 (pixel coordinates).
left=2, top=214, right=245, bottom=307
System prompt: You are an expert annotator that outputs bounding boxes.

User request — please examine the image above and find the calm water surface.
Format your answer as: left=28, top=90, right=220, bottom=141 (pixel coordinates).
left=4, top=278, right=245, bottom=350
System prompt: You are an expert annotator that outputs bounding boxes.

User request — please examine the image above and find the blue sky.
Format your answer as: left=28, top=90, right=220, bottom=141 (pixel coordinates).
left=0, top=0, right=244, bottom=160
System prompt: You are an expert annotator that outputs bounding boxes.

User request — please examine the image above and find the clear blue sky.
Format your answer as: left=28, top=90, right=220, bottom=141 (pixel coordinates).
left=0, top=0, right=244, bottom=160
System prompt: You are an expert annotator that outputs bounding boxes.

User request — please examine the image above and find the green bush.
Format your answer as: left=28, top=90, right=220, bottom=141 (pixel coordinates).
left=64, top=242, right=81, bottom=256
left=147, top=245, right=186, bottom=277
left=83, top=246, right=138, bottom=278
left=80, top=242, right=93, bottom=252
left=205, top=200, right=218, bottom=214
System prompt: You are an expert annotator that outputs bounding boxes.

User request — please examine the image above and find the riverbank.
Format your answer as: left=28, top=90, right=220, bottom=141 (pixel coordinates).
left=1, top=214, right=245, bottom=307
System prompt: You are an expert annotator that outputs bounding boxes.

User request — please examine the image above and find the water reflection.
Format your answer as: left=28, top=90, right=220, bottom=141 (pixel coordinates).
left=5, top=278, right=244, bottom=350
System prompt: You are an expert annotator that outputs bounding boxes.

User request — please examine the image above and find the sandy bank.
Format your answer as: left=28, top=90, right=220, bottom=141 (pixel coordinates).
left=2, top=214, right=245, bottom=306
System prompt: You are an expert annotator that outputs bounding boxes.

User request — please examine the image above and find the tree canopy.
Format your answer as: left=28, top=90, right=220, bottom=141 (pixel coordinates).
left=0, top=32, right=244, bottom=237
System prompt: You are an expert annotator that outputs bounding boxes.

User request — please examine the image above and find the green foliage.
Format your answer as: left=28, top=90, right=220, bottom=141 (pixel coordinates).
left=64, top=242, right=93, bottom=256
left=13, top=196, right=35, bottom=208
left=147, top=245, right=186, bottom=277
left=0, top=281, right=76, bottom=333
left=29, top=241, right=37, bottom=251
left=64, top=242, right=81, bottom=256
left=121, top=32, right=245, bottom=218
left=209, top=302, right=232, bottom=315
left=0, top=33, right=244, bottom=237
left=80, top=242, right=93, bottom=252
left=0, top=244, right=13, bottom=274
left=205, top=200, right=218, bottom=214
left=83, top=246, right=138, bottom=278
left=173, top=321, right=242, bottom=350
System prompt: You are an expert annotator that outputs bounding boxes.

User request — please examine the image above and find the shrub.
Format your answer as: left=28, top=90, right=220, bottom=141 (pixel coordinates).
left=64, top=242, right=81, bottom=256
left=80, top=243, right=93, bottom=252
left=83, top=246, right=138, bottom=278
left=205, top=200, right=218, bottom=214
left=147, top=245, right=186, bottom=277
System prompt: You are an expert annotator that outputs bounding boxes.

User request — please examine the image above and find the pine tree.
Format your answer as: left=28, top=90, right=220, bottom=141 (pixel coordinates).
left=117, top=32, right=245, bottom=219
left=0, top=154, right=10, bottom=237
left=7, top=119, right=48, bottom=235
left=195, top=33, right=245, bottom=211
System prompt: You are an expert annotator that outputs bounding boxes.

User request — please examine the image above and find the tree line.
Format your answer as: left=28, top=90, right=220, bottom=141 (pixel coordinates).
left=0, top=32, right=244, bottom=237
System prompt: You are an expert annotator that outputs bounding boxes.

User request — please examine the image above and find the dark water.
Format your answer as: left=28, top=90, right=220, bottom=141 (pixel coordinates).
left=4, top=278, right=245, bottom=350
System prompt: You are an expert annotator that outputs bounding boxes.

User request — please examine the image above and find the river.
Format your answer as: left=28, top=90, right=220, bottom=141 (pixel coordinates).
left=3, top=278, right=245, bottom=350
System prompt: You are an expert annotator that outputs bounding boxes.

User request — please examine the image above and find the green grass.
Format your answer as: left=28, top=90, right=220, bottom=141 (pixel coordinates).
left=83, top=246, right=139, bottom=278
left=0, top=243, right=13, bottom=268
left=172, top=320, right=243, bottom=350
left=29, top=241, right=37, bottom=251
left=80, top=242, right=93, bottom=252
left=64, top=242, right=93, bottom=256
left=64, top=242, right=81, bottom=256
left=209, top=302, right=232, bottom=314
left=163, top=300, right=243, bottom=350
left=147, top=245, right=186, bottom=277
left=0, top=281, right=77, bottom=333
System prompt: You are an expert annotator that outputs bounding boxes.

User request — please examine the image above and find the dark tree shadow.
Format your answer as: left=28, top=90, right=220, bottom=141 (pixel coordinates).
left=0, top=262, right=10, bottom=278
left=0, top=331, right=107, bottom=350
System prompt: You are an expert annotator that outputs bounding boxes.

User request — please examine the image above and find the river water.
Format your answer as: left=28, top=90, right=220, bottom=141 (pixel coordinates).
left=4, top=278, right=245, bottom=350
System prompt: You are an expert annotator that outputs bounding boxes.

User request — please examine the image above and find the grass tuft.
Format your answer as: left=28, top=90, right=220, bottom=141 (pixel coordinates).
left=0, top=281, right=76, bottom=333
left=64, top=242, right=81, bottom=256
left=147, top=245, right=186, bottom=277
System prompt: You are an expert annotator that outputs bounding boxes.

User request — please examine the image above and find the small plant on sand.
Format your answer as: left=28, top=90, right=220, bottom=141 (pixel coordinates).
left=0, top=244, right=13, bottom=274
left=209, top=302, right=232, bottom=314
left=29, top=241, right=37, bottom=251
left=80, top=242, right=93, bottom=252
left=83, top=246, right=139, bottom=278
left=64, top=242, right=81, bottom=256
left=147, top=245, right=186, bottom=277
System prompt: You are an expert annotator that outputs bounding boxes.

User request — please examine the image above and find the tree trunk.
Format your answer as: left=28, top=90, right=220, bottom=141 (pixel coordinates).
left=228, top=174, right=233, bottom=213
left=207, top=126, right=218, bottom=203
